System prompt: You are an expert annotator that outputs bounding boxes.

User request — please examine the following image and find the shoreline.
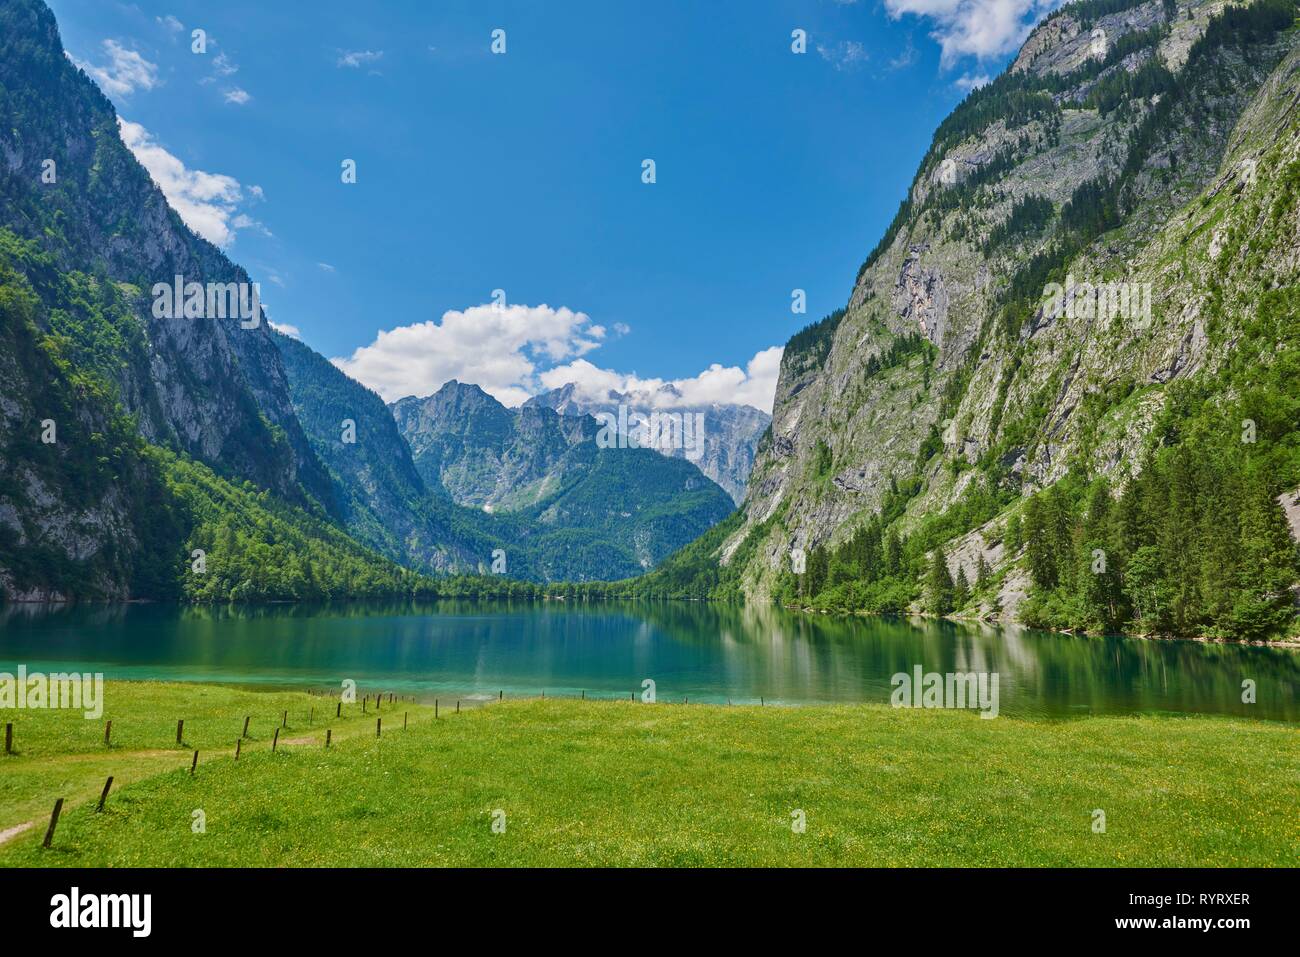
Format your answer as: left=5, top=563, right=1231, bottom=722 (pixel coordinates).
left=783, top=604, right=1300, bottom=648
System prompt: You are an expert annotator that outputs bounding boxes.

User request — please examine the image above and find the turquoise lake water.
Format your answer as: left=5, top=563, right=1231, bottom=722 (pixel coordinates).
left=0, top=600, right=1295, bottom=720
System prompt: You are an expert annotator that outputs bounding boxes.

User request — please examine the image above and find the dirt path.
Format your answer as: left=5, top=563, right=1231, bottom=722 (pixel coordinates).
left=0, top=821, right=34, bottom=847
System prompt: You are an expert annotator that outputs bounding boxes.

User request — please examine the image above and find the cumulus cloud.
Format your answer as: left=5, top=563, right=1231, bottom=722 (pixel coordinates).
left=337, top=49, right=384, bottom=68
left=73, top=40, right=159, bottom=98
left=885, top=0, right=1060, bottom=67
left=538, top=346, right=785, bottom=414
left=117, top=118, right=258, bottom=248
left=223, top=87, right=251, bottom=105
left=333, top=303, right=605, bottom=407
left=333, top=303, right=780, bottom=412
left=269, top=321, right=301, bottom=338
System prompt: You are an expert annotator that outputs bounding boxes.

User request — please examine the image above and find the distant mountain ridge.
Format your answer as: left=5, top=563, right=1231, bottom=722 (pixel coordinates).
left=388, top=382, right=735, bottom=578
left=524, top=382, right=770, bottom=504
left=391, top=382, right=598, bottom=511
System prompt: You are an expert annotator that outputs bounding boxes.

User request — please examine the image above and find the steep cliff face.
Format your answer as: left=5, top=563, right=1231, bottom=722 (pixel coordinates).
left=392, top=382, right=597, bottom=511
left=728, top=0, right=1300, bottom=616
left=525, top=383, right=771, bottom=504
left=0, top=259, right=180, bottom=600
left=0, top=0, right=332, bottom=508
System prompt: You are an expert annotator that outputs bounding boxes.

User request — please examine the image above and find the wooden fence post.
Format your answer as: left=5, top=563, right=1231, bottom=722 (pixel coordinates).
left=242, top=715, right=250, bottom=738
left=191, top=750, right=198, bottom=774
left=282, top=710, right=287, bottom=728
left=4, top=722, right=11, bottom=753
left=336, top=701, right=341, bottom=718
left=435, top=699, right=439, bottom=719
left=104, top=720, right=112, bottom=746
left=376, top=717, right=382, bottom=737
left=272, top=727, right=279, bottom=753
left=325, top=729, right=332, bottom=748
left=176, top=719, right=184, bottom=744
left=42, top=798, right=63, bottom=848
left=235, top=739, right=241, bottom=760
left=404, top=712, right=408, bottom=730
left=97, top=776, right=113, bottom=812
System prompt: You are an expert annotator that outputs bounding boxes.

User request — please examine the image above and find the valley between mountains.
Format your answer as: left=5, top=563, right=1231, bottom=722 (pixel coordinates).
left=1, top=0, right=1298, bottom=642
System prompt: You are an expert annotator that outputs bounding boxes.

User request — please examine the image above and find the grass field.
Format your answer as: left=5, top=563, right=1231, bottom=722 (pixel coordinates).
left=1, top=681, right=1296, bottom=866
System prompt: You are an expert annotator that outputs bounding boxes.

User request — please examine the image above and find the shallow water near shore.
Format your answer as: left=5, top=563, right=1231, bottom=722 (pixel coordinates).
left=0, top=600, right=1295, bottom=720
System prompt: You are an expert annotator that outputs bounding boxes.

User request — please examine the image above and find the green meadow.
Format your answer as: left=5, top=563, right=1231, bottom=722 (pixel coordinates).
left=1, top=681, right=1296, bottom=867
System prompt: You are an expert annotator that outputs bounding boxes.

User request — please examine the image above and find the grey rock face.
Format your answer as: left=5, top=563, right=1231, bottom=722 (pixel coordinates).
left=524, top=383, right=770, bottom=504
left=0, top=5, right=332, bottom=510
left=726, top=0, right=1300, bottom=608
left=392, top=382, right=599, bottom=511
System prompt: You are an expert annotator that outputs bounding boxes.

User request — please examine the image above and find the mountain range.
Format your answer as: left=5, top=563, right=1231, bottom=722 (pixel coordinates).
left=0, top=0, right=736, bottom=598
left=524, top=383, right=770, bottom=504
left=1, top=0, right=1297, bottom=641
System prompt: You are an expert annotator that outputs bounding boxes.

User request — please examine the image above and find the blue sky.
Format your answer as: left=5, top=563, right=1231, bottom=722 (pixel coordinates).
left=49, top=0, right=1057, bottom=411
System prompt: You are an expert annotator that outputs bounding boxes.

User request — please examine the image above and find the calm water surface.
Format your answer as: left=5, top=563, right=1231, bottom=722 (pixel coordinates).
left=0, top=601, right=1296, bottom=720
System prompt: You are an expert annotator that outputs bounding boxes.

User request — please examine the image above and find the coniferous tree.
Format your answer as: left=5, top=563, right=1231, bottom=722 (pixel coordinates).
left=925, top=547, right=955, bottom=615
left=953, top=564, right=971, bottom=610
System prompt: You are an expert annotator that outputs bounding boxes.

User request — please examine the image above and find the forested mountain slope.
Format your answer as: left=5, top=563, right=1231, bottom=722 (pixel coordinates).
left=0, top=0, right=736, bottom=597
left=391, top=383, right=736, bottom=581
left=670, top=0, right=1300, bottom=639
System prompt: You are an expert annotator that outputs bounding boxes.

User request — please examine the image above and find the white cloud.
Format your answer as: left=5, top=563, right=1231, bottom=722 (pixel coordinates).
left=231, top=213, right=270, bottom=237
left=884, top=0, right=1060, bottom=68
left=156, top=15, right=183, bottom=34
left=954, top=72, right=991, bottom=91
left=337, top=49, right=384, bottom=68
left=270, top=321, right=301, bottom=338
left=333, top=303, right=605, bottom=407
left=117, top=118, right=257, bottom=248
left=74, top=40, right=159, bottom=98
left=317, top=262, right=336, bottom=272
left=223, top=87, right=251, bottom=105
left=816, top=39, right=869, bottom=71
left=212, top=52, right=238, bottom=76
left=539, top=345, right=785, bottom=414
